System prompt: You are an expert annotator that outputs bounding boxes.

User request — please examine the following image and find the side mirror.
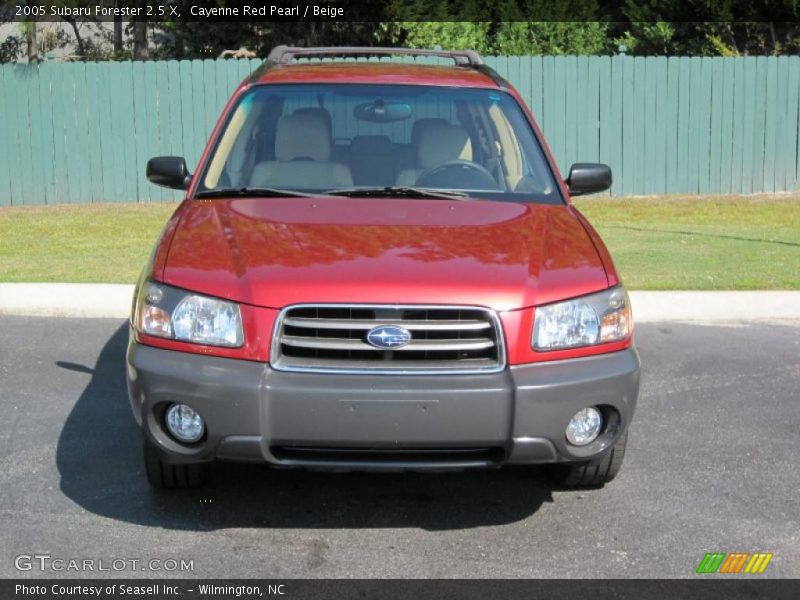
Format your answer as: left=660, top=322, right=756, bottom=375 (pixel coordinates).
left=146, top=156, right=192, bottom=190
left=566, top=163, right=612, bottom=196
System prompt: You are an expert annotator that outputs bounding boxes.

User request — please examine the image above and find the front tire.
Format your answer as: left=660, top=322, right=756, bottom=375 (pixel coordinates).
left=549, top=430, right=628, bottom=488
left=144, top=439, right=207, bottom=489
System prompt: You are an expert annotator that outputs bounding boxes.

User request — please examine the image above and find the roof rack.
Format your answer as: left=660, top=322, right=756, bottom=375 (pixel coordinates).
left=266, top=46, right=484, bottom=66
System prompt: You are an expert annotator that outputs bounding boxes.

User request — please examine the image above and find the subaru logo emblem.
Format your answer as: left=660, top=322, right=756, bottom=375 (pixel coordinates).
left=366, top=325, right=412, bottom=349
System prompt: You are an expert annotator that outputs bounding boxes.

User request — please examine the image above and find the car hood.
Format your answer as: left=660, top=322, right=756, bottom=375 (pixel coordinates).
left=162, top=197, right=608, bottom=311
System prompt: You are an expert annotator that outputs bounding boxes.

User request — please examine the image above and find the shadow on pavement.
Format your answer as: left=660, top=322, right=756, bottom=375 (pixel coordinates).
left=56, top=325, right=553, bottom=531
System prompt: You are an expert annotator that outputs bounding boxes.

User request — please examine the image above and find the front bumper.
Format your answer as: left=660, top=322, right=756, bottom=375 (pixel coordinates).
left=127, top=330, right=640, bottom=469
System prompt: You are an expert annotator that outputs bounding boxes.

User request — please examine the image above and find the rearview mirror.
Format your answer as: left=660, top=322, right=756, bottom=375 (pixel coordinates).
left=146, top=156, right=192, bottom=190
left=566, top=163, right=612, bottom=196
left=353, top=100, right=412, bottom=123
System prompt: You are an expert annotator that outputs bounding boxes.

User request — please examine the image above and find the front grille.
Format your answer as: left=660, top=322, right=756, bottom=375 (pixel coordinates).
left=271, top=305, right=506, bottom=374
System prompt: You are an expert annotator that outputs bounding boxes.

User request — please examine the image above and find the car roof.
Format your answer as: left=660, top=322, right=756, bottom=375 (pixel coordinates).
left=248, top=62, right=503, bottom=89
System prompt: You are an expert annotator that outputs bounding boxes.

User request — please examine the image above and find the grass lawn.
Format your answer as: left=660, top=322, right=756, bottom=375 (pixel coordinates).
left=575, top=194, right=800, bottom=289
left=0, top=195, right=798, bottom=289
left=0, top=203, right=177, bottom=284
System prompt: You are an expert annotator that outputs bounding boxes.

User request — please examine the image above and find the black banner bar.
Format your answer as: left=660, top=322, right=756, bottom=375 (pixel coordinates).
left=3, top=579, right=800, bottom=600
left=3, top=0, right=800, bottom=23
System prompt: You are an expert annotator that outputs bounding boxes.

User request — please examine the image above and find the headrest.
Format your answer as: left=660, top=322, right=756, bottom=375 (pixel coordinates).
left=275, top=113, right=332, bottom=162
left=350, top=135, right=392, bottom=155
left=411, top=118, right=450, bottom=146
left=293, top=107, right=332, bottom=134
left=416, top=121, right=472, bottom=169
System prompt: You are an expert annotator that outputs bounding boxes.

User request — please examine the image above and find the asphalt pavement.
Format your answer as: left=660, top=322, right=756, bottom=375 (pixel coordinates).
left=0, top=316, right=798, bottom=578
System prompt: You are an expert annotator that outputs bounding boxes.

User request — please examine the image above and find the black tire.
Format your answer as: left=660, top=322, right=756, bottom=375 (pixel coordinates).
left=144, top=439, right=208, bottom=489
left=549, top=430, right=628, bottom=488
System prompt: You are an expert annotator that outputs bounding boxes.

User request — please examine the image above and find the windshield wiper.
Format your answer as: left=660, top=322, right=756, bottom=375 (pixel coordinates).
left=323, top=186, right=469, bottom=200
left=194, top=186, right=321, bottom=199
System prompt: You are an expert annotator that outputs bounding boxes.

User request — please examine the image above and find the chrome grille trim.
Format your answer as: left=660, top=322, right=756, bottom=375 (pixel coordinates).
left=283, top=317, right=492, bottom=331
left=270, top=304, right=507, bottom=375
left=281, top=336, right=495, bottom=352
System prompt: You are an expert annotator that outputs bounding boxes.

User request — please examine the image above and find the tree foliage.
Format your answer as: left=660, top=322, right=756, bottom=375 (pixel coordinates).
left=611, top=0, right=800, bottom=55
left=385, top=0, right=609, bottom=55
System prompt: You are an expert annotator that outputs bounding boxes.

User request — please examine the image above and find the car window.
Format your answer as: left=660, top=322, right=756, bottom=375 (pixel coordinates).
left=199, top=84, right=563, bottom=204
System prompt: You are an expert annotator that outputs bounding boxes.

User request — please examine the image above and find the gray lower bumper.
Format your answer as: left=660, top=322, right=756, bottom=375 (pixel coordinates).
left=127, top=331, right=639, bottom=469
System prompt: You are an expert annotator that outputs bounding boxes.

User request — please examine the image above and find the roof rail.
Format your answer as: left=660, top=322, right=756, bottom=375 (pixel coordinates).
left=267, top=46, right=484, bottom=66
left=472, top=64, right=510, bottom=90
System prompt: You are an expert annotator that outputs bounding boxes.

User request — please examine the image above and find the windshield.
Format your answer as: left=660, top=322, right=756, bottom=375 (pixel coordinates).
left=197, top=84, right=563, bottom=204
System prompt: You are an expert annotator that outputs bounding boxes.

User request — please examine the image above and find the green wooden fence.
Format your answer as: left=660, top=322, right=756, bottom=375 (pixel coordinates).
left=2, top=55, right=800, bottom=205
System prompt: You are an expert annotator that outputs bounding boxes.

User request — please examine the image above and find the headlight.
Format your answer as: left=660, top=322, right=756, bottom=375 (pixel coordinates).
left=134, top=281, right=243, bottom=347
left=533, top=286, right=632, bottom=351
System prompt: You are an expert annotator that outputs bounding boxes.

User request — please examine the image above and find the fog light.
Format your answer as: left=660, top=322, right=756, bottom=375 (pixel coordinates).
left=566, top=407, right=603, bottom=446
left=165, top=403, right=205, bottom=443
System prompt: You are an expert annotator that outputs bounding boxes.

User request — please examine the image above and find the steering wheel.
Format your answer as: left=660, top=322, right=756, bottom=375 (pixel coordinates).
left=415, top=160, right=501, bottom=190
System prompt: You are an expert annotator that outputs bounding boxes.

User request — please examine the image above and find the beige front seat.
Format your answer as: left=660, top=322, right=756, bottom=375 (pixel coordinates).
left=396, top=121, right=473, bottom=186
left=249, top=113, right=352, bottom=188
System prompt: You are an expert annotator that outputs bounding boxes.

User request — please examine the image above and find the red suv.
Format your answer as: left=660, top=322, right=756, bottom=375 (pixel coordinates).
left=128, top=47, right=639, bottom=489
